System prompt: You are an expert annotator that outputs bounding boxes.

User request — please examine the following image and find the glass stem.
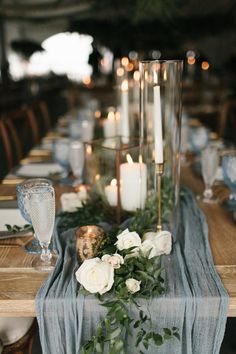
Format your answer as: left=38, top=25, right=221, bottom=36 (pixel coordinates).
left=40, top=242, right=52, bottom=263
left=229, top=192, right=236, bottom=201
left=203, top=184, right=213, bottom=199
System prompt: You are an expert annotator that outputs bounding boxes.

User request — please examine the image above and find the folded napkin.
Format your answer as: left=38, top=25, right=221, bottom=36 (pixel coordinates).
left=16, top=163, right=64, bottom=178
left=0, top=209, right=26, bottom=230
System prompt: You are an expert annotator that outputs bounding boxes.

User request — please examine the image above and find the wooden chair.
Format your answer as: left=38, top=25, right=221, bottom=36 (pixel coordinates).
left=2, top=320, right=37, bottom=354
left=218, top=99, right=236, bottom=140
left=31, top=101, right=51, bottom=138
left=0, top=115, right=23, bottom=179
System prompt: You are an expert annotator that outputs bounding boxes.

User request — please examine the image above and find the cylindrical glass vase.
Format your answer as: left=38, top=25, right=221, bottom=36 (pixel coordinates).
left=139, top=60, right=183, bottom=233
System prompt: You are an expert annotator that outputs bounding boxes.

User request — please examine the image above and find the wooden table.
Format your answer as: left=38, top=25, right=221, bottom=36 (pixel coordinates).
left=0, top=166, right=236, bottom=317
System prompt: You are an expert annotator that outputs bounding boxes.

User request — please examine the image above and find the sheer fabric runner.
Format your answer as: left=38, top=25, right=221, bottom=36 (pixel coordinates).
left=36, top=188, right=228, bottom=354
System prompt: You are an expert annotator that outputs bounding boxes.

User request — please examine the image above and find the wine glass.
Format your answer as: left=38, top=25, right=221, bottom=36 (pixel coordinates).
left=198, top=146, right=219, bottom=203
left=222, top=151, right=236, bottom=210
left=69, top=140, right=84, bottom=186
left=52, top=138, right=70, bottom=178
left=190, top=126, right=209, bottom=154
left=28, top=185, right=56, bottom=271
left=16, top=178, right=52, bottom=254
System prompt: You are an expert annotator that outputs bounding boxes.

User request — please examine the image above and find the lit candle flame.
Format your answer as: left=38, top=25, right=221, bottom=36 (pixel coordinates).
left=86, top=145, right=92, bottom=155
left=133, top=71, right=140, bottom=81
left=188, top=56, right=195, bottom=65
left=126, top=154, right=133, bottom=165
left=115, top=111, right=120, bottom=120
left=121, top=57, right=129, bottom=66
left=107, top=111, right=115, bottom=120
left=111, top=178, right=117, bottom=186
left=95, top=174, right=100, bottom=181
left=201, top=61, right=210, bottom=70
left=95, top=110, right=101, bottom=118
left=121, top=80, right=128, bottom=92
left=88, top=227, right=93, bottom=234
left=117, top=67, right=124, bottom=77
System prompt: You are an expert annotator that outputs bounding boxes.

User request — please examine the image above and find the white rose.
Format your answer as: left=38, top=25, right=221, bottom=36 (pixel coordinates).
left=142, top=231, right=172, bottom=257
left=154, top=231, right=172, bottom=256
left=102, top=254, right=124, bottom=269
left=140, top=240, right=158, bottom=259
left=75, top=258, right=114, bottom=295
left=115, top=229, right=142, bottom=251
left=142, top=231, right=156, bottom=242
left=125, top=278, right=141, bottom=294
left=60, top=192, right=83, bottom=212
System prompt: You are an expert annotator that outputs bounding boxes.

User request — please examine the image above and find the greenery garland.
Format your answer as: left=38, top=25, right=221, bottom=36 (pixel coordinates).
left=58, top=178, right=179, bottom=353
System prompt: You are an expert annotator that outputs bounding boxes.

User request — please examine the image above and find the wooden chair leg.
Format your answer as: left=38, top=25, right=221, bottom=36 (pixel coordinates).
left=0, top=120, right=13, bottom=171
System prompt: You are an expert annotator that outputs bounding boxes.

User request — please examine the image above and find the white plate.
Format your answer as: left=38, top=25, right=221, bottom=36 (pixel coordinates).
left=15, top=163, right=64, bottom=178
left=0, top=209, right=26, bottom=230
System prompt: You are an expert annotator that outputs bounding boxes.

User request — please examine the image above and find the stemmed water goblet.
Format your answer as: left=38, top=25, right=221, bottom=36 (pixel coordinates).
left=190, top=126, right=209, bottom=154
left=16, top=178, right=52, bottom=254
left=198, top=146, right=219, bottom=203
left=28, top=185, right=56, bottom=271
left=53, top=138, right=70, bottom=179
left=69, top=140, right=84, bottom=187
left=222, top=151, right=236, bottom=211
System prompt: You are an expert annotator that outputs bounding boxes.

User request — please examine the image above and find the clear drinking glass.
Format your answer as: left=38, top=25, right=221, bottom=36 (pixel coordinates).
left=16, top=178, right=52, bottom=254
left=198, top=146, right=219, bottom=203
left=69, top=140, right=84, bottom=186
left=53, top=138, right=70, bottom=178
left=28, top=185, right=56, bottom=271
left=190, top=126, right=209, bottom=154
left=222, top=151, right=236, bottom=210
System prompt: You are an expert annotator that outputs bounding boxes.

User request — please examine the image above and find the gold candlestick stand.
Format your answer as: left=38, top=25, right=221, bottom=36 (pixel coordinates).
left=155, top=163, right=164, bottom=232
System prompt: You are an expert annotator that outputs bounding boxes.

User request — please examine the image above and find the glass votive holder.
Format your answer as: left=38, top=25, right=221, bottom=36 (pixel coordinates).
left=84, top=137, right=147, bottom=223
left=75, top=225, right=104, bottom=262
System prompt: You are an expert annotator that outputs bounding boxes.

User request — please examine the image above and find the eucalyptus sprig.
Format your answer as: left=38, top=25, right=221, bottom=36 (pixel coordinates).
left=5, top=223, right=33, bottom=233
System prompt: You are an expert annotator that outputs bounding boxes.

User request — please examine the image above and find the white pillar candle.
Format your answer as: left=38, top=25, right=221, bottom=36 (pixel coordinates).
left=105, top=179, right=117, bottom=206
left=103, top=111, right=117, bottom=138
left=153, top=85, right=163, bottom=163
left=121, top=80, right=129, bottom=143
left=120, top=154, right=147, bottom=212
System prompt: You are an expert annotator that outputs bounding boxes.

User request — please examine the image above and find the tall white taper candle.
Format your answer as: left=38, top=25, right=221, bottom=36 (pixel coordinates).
left=121, top=80, right=129, bottom=143
left=153, top=85, right=163, bottom=163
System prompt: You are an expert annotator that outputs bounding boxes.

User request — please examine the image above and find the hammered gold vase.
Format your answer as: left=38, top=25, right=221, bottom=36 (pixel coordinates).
left=75, top=225, right=104, bottom=262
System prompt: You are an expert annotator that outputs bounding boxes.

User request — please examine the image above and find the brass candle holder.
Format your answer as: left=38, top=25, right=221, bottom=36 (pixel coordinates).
left=155, top=163, right=164, bottom=232
left=75, top=225, right=104, bottom=262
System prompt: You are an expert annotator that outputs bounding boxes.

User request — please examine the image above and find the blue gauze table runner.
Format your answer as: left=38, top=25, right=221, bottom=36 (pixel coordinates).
left=36, top=188, right=228, bottom=354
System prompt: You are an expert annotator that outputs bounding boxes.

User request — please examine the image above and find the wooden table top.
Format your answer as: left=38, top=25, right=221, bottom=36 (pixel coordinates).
left=0, top=164, right=236, bottom=317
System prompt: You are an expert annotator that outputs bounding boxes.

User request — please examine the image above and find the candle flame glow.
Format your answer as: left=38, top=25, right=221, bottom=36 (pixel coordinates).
left=107, top=111, right=115, bottom=120
left=111, top=178, right=117, bottom=186
left=95, top=174, right=100, bottom=181
left=117, top=67, right=124, bottom=77
left=121, top=57, right=129, bottom=66
left=94, top=110, right=101, bottom=118
left=121, top=80, right=128, bottom=92
left=133, top=70, right=140, bottom=81
left=115, top=111, right=120, bottom=120
left=126, top=154, right=133, bottom=165
left=86, top=145, right=92, bottom=155
left=188, top=56, right=195, bottom=65
left=87, top=227, right=93, bottom=234
left=201, top=61, right=210, bottom=70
